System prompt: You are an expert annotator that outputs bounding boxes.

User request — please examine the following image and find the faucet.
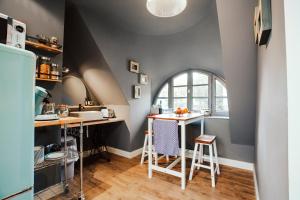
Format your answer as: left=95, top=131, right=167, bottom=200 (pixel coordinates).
left=78, top=104, right=85, bottom=111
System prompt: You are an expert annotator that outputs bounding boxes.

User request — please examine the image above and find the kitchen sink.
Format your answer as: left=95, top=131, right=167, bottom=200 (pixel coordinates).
left=69, top=111, right=104, bottom=121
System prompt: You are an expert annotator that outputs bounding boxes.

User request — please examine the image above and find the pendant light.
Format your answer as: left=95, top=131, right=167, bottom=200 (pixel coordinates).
left=146, top=0, right=187, bottom=18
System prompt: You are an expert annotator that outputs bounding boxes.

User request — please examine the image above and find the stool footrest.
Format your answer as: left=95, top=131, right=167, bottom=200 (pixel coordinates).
left=194, top=163, right=211, bottom=170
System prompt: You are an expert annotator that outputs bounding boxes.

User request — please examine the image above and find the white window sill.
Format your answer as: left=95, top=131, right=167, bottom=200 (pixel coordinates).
left=205, top=116, right=230, bottom=120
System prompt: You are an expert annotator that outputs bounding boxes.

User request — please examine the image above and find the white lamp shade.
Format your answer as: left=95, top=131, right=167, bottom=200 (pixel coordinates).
left=146, top=0, right=187, bottom=18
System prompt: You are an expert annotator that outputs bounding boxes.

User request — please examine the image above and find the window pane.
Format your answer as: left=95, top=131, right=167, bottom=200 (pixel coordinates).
left=173, top=73, right=187, bottom=86
left=192, top=98, right=209, bottom=111
left=216, top=97, right=229, bottom=112
left=193, top=72, right=208, bottom=85
left=158, top=84, right=168, bottom=97
left=193, top=86, right=208, bottom=97
left=216, top=79, right=227, bottom=97
left=174, top=86, right=187, bottom=97
left=156, top=98, right=169, bottom=110
left=174, top=98, right=187, bottom=109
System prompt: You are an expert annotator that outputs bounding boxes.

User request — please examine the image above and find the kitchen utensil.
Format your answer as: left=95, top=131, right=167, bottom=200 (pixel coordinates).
left=42, top=103, right=55, bottom=115
left=35, top=86, right=48, bottom=116
left=34, top=146, right=44, bottom=165
left=56, top=104, right=69, bottom=118
left=100, top=108, right=109, bottom=118
left=45, top=144, right=61, bottom=155
left=36, top=34, right=49, bottom=44
left=35, top=114, right=59, bottom=121
left=50, top=36, right=58, bottom=44
left=108, top=109, right=116, bottom=118
left=45, top=152, right=65, bottom=160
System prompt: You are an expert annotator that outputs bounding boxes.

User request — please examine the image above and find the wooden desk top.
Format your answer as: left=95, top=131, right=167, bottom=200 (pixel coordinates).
left=35, top=117, right=83, bottom=128
left=64, top=118, right=124, bottom=128
left=147, top=113, right=203, bottom=121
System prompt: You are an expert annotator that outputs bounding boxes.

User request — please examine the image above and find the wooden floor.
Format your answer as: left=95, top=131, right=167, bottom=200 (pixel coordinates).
left=51, top=155, right=255, bottom=200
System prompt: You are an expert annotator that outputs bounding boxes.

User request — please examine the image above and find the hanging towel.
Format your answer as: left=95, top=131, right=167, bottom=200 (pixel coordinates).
left=153, top=119, right=179, bottom=156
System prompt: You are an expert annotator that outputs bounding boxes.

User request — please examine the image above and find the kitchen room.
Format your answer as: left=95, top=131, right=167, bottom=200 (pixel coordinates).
left=0, top=0, right=299, bottom=200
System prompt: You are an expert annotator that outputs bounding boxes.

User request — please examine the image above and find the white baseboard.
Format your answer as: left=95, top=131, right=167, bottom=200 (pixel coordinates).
left=107, top=146, right=254, bottom=171
left=107, top=146, right=143, bottom=159
left=183, top=149, right=254, bottom=171
left=253, top=166, right=260, bottom=200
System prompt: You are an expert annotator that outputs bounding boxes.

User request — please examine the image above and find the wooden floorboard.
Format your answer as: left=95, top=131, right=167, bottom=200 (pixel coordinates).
left=50, top=155, right=255, bottom=200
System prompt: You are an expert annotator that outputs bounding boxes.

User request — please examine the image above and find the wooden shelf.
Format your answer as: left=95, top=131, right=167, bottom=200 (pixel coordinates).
left=26, top=40, right=63, bottom=55
left=36, top=78, right=62, bottom=83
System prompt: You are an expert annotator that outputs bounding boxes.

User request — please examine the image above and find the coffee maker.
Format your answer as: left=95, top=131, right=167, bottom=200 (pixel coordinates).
left=35, top=86, right=58, bottom=120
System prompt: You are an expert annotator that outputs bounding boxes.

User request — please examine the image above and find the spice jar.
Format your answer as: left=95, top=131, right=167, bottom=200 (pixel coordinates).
left=50, top=63, right=59, bottom=80
left=39, top=57, right=51, bottom=79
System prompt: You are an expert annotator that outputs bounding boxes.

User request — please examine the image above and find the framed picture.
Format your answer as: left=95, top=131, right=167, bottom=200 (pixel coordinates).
left=139, top=73, right=148, bottom=85
left=129, top=60, right=140, bottom=73
left=133, top=85, right=141, bottom=99
left=254, top=0, right=272, bottom=46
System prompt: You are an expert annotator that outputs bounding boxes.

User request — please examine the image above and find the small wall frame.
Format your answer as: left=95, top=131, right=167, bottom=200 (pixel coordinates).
left=139, top=73, right=149, bottom=85
left=254, top=0, right=272, bottom=46
left=129, top=60, right=140, bottom=73
left=133, top=85, right=141, bottom=99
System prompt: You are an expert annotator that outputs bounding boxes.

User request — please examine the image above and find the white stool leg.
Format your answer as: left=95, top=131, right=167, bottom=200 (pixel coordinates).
left=166, top=155, right=169, bottom=163
left=140, top=135, right=148, bottom=165
left=196, top=144, right=203, bottom=170
left=213, top=140, right=220, bottom=175
left=209, top=144, right=215, bottom=187
left=154, top=152, right=158, bottom=166
left=189, top=143, right=199, bottom=181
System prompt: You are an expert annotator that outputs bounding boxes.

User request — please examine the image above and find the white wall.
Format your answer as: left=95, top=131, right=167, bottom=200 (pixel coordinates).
left=284, top=1, right=300, bottom=199
left=255, top=0, right=288, bottom=199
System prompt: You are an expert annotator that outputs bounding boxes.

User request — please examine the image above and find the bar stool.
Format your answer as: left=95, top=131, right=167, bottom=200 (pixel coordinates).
left=189, top=135, right=220, bottom=187
left=140, top=130, right=158, bottom=165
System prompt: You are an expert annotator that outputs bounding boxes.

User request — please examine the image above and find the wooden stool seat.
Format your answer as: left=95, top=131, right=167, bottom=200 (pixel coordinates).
left=195, top=135, right=216, bottom=144
left=189, top=134, right=220, bottom=187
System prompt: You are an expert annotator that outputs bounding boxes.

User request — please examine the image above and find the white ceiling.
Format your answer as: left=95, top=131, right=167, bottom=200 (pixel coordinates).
left=71, top=0, right=213, bottom=36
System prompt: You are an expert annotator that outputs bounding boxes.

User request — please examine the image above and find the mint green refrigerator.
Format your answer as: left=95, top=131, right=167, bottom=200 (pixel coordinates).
left=0, top=44, right=36, bottom=199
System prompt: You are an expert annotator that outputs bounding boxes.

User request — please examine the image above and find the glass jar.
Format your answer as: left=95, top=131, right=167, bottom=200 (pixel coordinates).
left=51, top=63, right=60, bottom=80
left=39, top=57, right=51, bottom=79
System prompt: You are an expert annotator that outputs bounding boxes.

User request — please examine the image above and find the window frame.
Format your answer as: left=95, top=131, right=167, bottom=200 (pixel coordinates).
left=212, top=75, right=229, bottom=116
left=154, top=70, right=229, bottom=116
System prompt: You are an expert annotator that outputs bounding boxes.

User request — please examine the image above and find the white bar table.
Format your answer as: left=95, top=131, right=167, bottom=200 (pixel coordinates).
left=147, top=113, right=204, bottom=190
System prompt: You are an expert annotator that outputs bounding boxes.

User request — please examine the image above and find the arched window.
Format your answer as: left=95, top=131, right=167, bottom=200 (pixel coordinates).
left=154, top=70, right=229, bottom=116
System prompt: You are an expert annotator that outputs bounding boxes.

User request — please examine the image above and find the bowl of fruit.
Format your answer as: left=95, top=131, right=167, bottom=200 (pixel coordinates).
left=175, top=107, right=189, bottom=117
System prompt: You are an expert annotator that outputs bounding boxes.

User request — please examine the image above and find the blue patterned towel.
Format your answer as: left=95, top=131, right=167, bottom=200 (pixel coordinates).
left=153, top=119, right=179, bottom=156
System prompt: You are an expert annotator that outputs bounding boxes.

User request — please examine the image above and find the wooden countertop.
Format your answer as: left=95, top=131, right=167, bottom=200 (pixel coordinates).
left=147, top=113, right=203, bottom=121
left=34, top=117, right=83, bottom=128
left=35, top=117, right=124, bottom=128
left=64, top=118, right=124, bottom=128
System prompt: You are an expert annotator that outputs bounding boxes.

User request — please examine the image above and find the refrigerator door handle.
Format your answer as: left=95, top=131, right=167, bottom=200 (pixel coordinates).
left=1, top=186, right=33, bottom=200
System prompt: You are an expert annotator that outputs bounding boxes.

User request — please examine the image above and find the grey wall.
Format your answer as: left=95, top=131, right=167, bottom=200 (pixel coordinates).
left=63, top=3, right=132, bottom=151
left=78, top=2, right=223, bottom=99
left=0, top=0, right=65, bottom=103
left=63, top=2, right=127, bottom=106
left=75, top=1, right=223, bottom=153
left=255, top=0, right=289, bottom=199
left=216, top=0, right=257, bottom=146
left=64, top=1, right=254, bottom=162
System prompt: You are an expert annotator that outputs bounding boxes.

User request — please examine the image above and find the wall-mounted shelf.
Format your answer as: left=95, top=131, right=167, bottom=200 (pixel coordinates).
left=36, top=78, right=62, bottom=83
left=26, top=40, right=63, bottom=55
